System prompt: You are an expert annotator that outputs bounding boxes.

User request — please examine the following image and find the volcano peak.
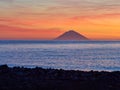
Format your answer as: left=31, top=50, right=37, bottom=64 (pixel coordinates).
left=55, top=30, right=89, bottom=41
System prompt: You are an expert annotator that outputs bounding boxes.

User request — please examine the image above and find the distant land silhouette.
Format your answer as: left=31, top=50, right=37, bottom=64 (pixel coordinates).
left=55, top=30, right=89, bottom=40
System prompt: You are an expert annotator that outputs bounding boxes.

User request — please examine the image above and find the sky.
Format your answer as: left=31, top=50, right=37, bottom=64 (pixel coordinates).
left=0, top=0, right=120, bottom=40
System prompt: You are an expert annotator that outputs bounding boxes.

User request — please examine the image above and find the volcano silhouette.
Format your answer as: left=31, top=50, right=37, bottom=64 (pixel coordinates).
left=55, top=30, right=89, bottom=40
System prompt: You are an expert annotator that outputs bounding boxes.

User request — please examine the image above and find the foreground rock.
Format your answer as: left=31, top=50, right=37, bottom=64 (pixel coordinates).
left=0, top=65, right=120, bottom=90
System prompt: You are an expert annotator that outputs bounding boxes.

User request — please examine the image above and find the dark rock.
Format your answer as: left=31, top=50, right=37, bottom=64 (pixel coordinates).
left=0, top=65, right=8, bottom=69
left=0, top=65, right=119, bottom=90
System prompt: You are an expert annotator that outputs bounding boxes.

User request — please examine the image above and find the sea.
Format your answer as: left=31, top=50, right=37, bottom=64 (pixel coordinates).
left=0, top=40, right=120, bottom=71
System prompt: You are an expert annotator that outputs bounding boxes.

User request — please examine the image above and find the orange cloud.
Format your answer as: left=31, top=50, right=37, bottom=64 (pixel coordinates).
left=0, top=25, right=63, bottom=40
left=0, top=0, right=120, bottom=40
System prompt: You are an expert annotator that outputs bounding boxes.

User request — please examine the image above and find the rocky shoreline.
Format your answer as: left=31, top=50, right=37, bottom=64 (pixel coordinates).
left=0, top=65, right=120, bottom=90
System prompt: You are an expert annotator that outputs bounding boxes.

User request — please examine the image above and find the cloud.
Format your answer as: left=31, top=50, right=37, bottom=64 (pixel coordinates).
left=0, top=24, right=62, bottom=32
left=70, top=13, right=120, bottom=20
left=0, top=24, right=63, bottom=39
left=69, top=13, right=120, bottom=27
left=0, top=18, right=13, bottom=22
left=53, top=0, right=120, bottom=13
left=0, top=0, right=14, bottom=2
left=1, top=0, right=120, bottom=18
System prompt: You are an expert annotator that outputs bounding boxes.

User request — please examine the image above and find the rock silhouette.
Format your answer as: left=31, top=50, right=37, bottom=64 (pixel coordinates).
left=55, top=30, right=89, bottom=40
left=0, top=65, right=120, bottom=90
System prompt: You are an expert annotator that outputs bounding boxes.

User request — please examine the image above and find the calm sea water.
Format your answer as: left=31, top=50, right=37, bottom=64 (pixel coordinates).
left=0, top=40, right=120, bottom=71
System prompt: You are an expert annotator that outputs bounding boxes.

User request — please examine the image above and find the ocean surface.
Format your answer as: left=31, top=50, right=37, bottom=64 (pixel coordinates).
left=0, top=40, right=120, bottom=71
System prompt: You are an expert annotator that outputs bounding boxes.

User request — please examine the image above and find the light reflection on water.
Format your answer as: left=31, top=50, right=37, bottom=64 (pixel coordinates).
left=0, top=40, right=120, bottom=71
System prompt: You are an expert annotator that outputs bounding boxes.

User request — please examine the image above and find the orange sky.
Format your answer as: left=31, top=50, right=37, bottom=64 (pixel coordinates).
left=0, top=0, right=120, bottom=40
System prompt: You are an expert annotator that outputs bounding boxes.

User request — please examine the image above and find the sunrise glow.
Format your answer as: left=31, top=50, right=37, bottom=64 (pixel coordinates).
left=0, top=0, right=120, bottom=40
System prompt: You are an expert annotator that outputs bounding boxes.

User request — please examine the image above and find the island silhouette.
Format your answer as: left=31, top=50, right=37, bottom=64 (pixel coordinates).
left=55, top=30, right=89, bottom=40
